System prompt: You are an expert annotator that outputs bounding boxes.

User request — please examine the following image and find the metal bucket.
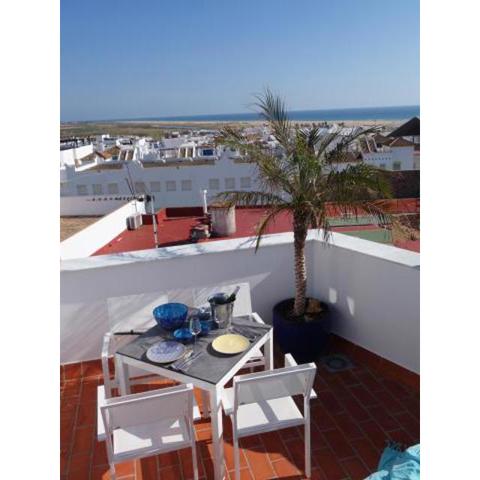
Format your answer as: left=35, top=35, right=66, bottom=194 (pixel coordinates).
left=208, top=293, right=234, bottom=329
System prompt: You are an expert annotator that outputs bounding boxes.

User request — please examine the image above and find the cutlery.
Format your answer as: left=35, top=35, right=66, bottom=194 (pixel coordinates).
left=171, top=350, right=201, bottom=371
left=171, top=349, right=194, bottom=369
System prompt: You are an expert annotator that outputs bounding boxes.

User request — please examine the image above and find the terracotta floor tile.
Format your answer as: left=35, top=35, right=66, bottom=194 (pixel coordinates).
left=224, top=440, right=248, bottom=471
left=392, top=411, right=420, bottom=439
left=340, top=457, right=369, bottom=480
left=137, top=456, right=159, bottom=480
left=313, top=448, right=347, bottom=480
left=367, top=405, right=401, bottom=432
left=272, top=457, right=302, bottom=477
left=158, top=464, right=182, bottom=480
left=374, top=389, right=406, bottom=415
left=72, top=425, right=95, bottom=455
left=61, top=352, right=419, bottom=480
left=342, top=396, right=371, bottom=423
left=244, top=445, right=276, bottom=480
left=350, top=438, right=380, bottom=471
left=332, top=413, right=364, bottom=441
left=93, top=441, right=109, bottom=466
left=82, top=359, right=103, bottom=379
left=317, top=390, right=344, bottom=415
left=157, top=450, right=179, bottom=468
left=261, top=431, right=289, bottom=462
left=65, top=363, right=82, bottom=381
left=349, top=385, right=380, bottom=408
left=113, top=460, right=136, bottom=477
left=359, top=419, right=388, bottom=450
left=321, top=429, right=354, bottom=459
left=92, top=465, right=111, bottom=480
left=77, top=401, right=96, bottom=426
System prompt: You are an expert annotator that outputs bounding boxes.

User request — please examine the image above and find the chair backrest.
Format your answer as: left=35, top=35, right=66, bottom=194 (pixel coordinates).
left=107, top=291, right=169, bottom=333
left=101, top=383, right=194, bottom=433
left=233, top=362, right=316, bottom=410
left=193, top=282, right=252, bottom=317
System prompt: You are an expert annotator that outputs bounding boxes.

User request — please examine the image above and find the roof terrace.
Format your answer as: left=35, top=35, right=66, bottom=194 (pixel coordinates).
left=61, top=226, right=419, bottom=479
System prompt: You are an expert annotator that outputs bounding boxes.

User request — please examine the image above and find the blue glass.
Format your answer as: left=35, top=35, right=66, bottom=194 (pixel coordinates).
left=200, top=319, right=214, bottom=335
left=173, top=327, right=194, bottom=341
left=153, top=303, right=188, bottom=331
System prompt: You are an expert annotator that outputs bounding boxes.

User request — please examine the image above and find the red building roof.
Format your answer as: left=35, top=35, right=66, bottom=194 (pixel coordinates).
left=93, top=199, right=420, bottom=256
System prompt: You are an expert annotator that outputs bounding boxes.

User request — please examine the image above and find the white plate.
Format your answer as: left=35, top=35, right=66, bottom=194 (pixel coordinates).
left=212, top=334, right=250, bottom=355
left=146, top=341, right=186, bottom=363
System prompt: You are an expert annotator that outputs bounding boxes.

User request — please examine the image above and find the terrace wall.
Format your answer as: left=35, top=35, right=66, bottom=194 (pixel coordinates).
left=60, top=200, right=146, bottom=260
left=60, top=232, right=419, bottom=373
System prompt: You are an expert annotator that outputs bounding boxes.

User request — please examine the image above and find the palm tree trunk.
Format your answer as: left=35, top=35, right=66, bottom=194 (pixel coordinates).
left=293, top=213, right=308, bottom=317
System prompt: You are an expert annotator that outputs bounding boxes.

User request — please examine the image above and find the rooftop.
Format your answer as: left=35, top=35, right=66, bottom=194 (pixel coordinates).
left=92, top=200, right=420, bottom=256
left=61, top=217, right=420, bottom=479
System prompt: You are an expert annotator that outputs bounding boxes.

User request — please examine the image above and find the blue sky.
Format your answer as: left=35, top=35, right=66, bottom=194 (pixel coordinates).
left=61, top=0, right=419, bottom=121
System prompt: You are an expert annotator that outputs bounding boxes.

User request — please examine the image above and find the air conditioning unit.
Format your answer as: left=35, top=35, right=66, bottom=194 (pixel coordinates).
left=126, top=213, right=143, bottom=230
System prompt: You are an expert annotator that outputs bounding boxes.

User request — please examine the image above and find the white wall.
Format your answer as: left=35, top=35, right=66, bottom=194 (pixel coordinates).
left=60, top=200, right=146, bottom=260
left=60, top=231, right=419, bottom=373
left=60, top=144, right=94, bottom=167
left=60, top=195, right=138, bottom=216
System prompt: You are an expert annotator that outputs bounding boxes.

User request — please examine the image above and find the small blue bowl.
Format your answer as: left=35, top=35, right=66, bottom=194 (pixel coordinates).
left=153, top=303, right=188, bottom=331
left=173, top=327, right=194, bottom=341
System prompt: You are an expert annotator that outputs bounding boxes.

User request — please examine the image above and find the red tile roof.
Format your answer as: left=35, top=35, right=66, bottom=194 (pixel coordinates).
left=92, top=199, right=420, bottom=256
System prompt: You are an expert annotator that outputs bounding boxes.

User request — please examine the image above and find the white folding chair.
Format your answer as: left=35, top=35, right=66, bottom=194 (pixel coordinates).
left=97, top=332, right=201, bottom=441
left=100, top=383, right=199, bottom=480
left=222, top=354, right=317, bottom=479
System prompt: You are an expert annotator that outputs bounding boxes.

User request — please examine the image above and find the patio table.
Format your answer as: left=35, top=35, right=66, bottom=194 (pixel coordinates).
left=115, top=313, right=273, bottom=480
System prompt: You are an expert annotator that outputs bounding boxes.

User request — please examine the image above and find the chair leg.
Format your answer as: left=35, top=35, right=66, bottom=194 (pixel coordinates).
left=233, top=430, right=240, bottom=480
left=305, top=422, right=311, bottom=478
left=191, top=440, right=199, bottom=480
left=109, top=463, right=117, bottom=480
left=201, top=389, right=210, bottom=418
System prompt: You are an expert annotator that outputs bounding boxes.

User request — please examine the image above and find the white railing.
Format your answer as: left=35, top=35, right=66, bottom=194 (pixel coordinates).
left=60, top=231, right=419, bottom=373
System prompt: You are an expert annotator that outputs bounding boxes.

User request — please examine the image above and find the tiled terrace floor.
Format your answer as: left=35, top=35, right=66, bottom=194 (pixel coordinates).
left=61, top=344, right=419, bottom=480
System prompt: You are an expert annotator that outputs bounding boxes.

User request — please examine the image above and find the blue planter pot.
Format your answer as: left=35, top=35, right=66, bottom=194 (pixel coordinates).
left=273, top=298, right=332, bottom=363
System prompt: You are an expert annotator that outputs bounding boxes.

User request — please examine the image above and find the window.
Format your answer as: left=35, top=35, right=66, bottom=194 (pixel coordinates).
left=202, top=148, right=214, bottom=156
left=209, top=178, right=219, bottom=190
left=107, top=183, right=119, bottom=194
left=393, top=161, right=402, bottom=171
left=181, top=180, right=192, bottom=191
left=225, top=177, right=235, bottom=190
left=166, top=180, right=176, bottom=192
left=240, top=177, right=251, bottom=189
left=60, top=182, right=69, bottom=196
left=76, top=184, right=88, bottom=196
left=134, top=182, right=146, bottom=194
left=92, top=184, right=103, bottom=195
left=150, top=181, right=161, bottom=192
left=379, top=164, right=386, bottom=170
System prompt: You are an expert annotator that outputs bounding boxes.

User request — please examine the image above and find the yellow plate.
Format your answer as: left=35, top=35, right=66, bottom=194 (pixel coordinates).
left=211, top=334, right=250, bottom=355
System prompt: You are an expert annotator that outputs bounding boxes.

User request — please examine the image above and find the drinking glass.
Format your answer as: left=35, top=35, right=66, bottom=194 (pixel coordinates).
left=189, top=316, right=202, bottom=351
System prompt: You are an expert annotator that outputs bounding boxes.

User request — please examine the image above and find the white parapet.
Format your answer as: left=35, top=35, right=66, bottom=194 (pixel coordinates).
left=60, top=230, right=419, bottom=373
left=60, top=200, right=146, bottom=260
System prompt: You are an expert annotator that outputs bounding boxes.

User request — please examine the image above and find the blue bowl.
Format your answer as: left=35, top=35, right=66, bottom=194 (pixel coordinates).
left=153, top=303, right=188, bottom=331
left=173, top=327, right=194, bottom=341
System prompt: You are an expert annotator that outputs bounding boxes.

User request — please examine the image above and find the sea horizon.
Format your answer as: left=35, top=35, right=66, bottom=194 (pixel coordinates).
left=65, top=105, right=420, bottom=124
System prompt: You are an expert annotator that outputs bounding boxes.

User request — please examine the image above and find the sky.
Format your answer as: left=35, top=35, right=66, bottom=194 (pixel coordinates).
left=61, top=0, right=419, bottom=121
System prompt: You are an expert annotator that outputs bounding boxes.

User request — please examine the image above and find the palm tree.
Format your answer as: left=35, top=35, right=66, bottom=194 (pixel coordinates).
left=216, top=90, right=392, bottom=318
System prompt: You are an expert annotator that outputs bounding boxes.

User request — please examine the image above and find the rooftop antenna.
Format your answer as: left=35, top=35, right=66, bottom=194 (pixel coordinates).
left=124, top=177, right=138, bottom=213
left=144, top=187, right=159, bottom=249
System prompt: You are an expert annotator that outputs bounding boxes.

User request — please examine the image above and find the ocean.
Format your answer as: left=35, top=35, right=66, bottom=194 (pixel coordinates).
left=128, top=105, right=419, bottom=123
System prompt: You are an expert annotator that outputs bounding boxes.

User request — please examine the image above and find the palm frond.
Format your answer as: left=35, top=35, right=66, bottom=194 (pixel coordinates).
left=214, top=190, right=285, bottom=208
left=255, top=88, right=292, bottom=151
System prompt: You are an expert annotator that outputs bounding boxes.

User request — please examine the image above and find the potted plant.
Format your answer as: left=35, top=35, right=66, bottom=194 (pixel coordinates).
left=216, top=90, right=391, bottom=362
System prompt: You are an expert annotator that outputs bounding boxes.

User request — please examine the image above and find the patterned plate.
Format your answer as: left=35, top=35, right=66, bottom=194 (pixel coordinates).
left=146, top=341, right=186, bottom=363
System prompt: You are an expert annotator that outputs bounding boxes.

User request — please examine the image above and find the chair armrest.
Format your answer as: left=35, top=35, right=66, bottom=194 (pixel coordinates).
left=284, top=354, right=318, bottom=400
left=251, top=312, right=265, bottom=325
